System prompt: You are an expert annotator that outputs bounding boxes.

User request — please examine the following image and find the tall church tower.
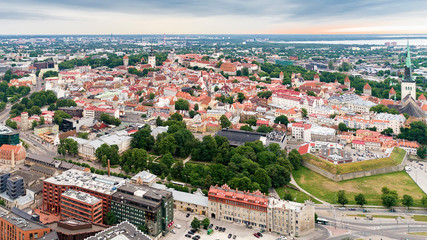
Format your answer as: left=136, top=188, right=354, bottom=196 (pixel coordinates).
left=148, top=47, right=156, bottom=68
left=401, top=42, right=416, bottom=100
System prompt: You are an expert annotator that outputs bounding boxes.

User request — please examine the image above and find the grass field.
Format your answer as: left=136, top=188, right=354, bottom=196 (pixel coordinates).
left=275, top=184, right=321, bottom=204
left=408, top=232, right=427, bottom=236
left=293, top=166, right=426, bottom=206
left=302, top=147, right=406, bottom=175
left=412, top=215, right=427, bottom=222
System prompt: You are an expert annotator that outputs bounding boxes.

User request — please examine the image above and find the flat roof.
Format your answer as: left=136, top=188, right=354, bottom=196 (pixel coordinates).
left=85, top=221, right=152, bottom=240
left=44, top=169, right=126, bottom=195
left=46, top=219, right=107, bottom=234
left=62, top=189, right=102, bottom=205
left=0, top=211, right=48, bottom=231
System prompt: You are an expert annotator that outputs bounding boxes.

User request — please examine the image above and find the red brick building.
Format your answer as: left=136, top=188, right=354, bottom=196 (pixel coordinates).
left=0, top=145, right=26, bottom=166
left=42, top=169, right=126, bottom=220
left=0, top=212, right=51, bottom=240
left=60, top=190, right=103, bottom=224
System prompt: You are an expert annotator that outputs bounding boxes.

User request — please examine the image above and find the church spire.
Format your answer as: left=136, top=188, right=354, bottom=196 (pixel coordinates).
left=405, top=40, right=411, bottom=69
left=403, top=40, right=413, bottom=82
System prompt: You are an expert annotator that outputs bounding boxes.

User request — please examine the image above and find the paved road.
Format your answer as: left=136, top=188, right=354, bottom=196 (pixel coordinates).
left=406, top=160, right=427, bottom=194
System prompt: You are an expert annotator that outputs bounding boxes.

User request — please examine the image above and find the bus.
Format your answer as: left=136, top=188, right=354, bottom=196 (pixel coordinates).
left=315, top=218, right=329, bottom=225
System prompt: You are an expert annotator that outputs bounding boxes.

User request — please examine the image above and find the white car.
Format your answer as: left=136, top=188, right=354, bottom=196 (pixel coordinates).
left=170, top=230, right=176, bottom=234
left=175, top=224, right=181, bottom=229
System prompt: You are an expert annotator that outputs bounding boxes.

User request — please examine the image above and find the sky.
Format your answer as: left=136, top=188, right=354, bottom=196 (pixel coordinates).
left=1, top=0, right=427, bottom=35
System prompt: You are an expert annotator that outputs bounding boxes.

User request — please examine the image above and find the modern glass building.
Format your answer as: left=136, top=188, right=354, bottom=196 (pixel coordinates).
left=0, top=126, right=19, bottom=146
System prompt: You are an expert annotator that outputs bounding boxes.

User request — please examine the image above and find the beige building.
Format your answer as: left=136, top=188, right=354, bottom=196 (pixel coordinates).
left=34, top=124, right=59, bottom=136
left=208, top=185, right=315, bottom=237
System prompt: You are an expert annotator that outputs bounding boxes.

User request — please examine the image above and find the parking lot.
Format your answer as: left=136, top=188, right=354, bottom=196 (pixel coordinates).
left=163, top=210, right=283, bottom=240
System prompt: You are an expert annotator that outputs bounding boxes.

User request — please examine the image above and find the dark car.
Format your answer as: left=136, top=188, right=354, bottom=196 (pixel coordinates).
left=348, top=208, right=356, bottom=211
left=254, top=233, right=260, bottom=238
left=209, top=224, right=213, bottom=229
left=222, top=228, right=226, bottom=232
left=185, top=234, right=192, bottom=238
left=188, top=230, right=194, bottom=235
left=186, top=213, right=190, bottom=218
left=257, top=232, right=263, bottom=237
left=233, top=235, right=237, bottom=239
left=215, top=226, right=219, bottom=230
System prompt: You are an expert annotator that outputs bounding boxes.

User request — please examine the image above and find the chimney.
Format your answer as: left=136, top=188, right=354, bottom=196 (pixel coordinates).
left=11, top=150, right=15, bottom=168
left=107, top=160, right=110, bottom=176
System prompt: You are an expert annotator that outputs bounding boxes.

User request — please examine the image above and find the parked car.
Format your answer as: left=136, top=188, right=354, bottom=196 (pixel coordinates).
left=228, top=234, right=232, bottom=238
left=233, top=235, right=237, bottom=239
left=170, top=230, right=176, bottom=234
left=215, top=226, right=219, bottom=230
left=338, top=207, right=346, bottom=211
left=348, top=208, right=356, bottom=211
left=185, top=234, right=192, bottom=238
left=175, top=224, right=181, bottom=229
left=186, top=213, right=190, bottom=218
left=209, top=224, right=213, bottom=229
left=257, top=232, right=263, bottom=237
left=254, top=233, right=260, bottom=238
left=222, top=227, right=226, bottom=232
left=218, top=227, right=222, bottom=231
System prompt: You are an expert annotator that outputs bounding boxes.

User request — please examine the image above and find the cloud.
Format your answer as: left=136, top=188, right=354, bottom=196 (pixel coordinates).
left=0, top=10, right=63, bottom=20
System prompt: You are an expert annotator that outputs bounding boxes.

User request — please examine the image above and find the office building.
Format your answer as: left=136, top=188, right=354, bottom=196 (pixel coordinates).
left=208, top=184, right=315, bottom=237
left=0, top=211, right=51, bottom=240
left=0, top=126, right=19, bottom=146
left=110, top=183, right=173, bottom=237
left=7, top=176, right=25, bottom=200
left=60, top=190, right=103, bottom=224
left=42, top=169, right=126, bottom=218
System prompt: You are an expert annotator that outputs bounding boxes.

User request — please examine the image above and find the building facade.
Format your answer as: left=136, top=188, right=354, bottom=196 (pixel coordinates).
left=110, top=183, right=173, bottom=237
left=208, top=184, right=315, bottom=237
left=42, top=169, right=126, bottom=220
left=60, top=190, right=103, bottom=224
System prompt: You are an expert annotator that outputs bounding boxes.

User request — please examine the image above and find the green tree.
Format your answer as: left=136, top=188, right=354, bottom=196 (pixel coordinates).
left=254, top=168, right=272, bottom=193
left=202, top=218, right=210, bottom=229
left=283, top=192, right=293, bottom=201
left=417, top=146, right=426, bottom=159
left=288, top=149, right=302, bottom=170
left=156, top=116, right=163, bottom=126
left=39, top=116, right=45, bottom=125
left=381, top=128, right=393, bottom=136
left=42, top=70, right=58, bottom=79
left=354, top=194, right=367, bottom=207
left=5, top=119, right=17, bottom=129
left=175, top=99, right=190, bottom=110
left=237, top=92, right=246, bottom=103
left=338, top=123, right=348, bottom=132
left=240, top=125, right=253, bottom=132
left=422, top=195, right=427, bottom=208
left=131, top=125, right=155, bottom=151
left=77, top=132, right=89, bottom=139
left=31, top=120, right=38, bottom=130
left=398, top=121, right=427, bottom=144
left=337, top=190, right=348, bottom=206
left=160, top=153, right=174, bottom=168
left=220, top=114, right=231, bottom=128
left=57, top=138, right=78, bottom=156
left=191, top=217, right=200, bottom=230
left=381, top=187, right=398, bottom=209
left=265, top=164, right=290, bottom=188
left=301, top=108, right=308, bottom=118
left=149, top=92, right=156, bottom=99
left=104, top=211, right=117, bottom=225
left=402, top=195, right=414, bottom=209
left=194, top=103, right=199, bottom=111
left=54, top=110, right=71, bottom=126
left=257, top=125, right=273, bottom=133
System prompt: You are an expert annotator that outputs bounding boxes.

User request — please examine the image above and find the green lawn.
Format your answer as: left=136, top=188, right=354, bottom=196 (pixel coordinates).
left=275, top=184, right=321, bottom=204
left=408, top=232, right=427, bottom=236
left=412, top=215, right=427, bottom=222
left=293, top=166, right=426, bottom=206
left=302, top=147, right=406, bottom=175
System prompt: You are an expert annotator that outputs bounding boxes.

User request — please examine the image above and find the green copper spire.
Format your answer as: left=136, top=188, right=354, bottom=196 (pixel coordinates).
left=405, top=40, right=411, bottom=68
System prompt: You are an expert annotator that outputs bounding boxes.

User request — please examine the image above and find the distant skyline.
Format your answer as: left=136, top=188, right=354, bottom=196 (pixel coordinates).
left=1, top=0, right=427, bottom=35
